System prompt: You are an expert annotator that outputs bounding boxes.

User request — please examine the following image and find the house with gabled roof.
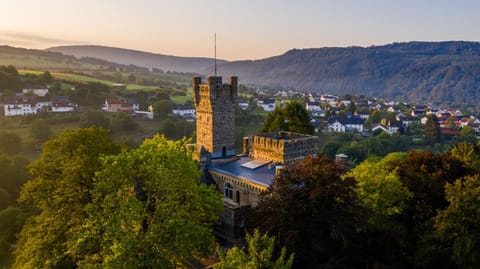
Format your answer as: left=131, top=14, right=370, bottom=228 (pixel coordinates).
left=328, top=117, right=365, bottom=132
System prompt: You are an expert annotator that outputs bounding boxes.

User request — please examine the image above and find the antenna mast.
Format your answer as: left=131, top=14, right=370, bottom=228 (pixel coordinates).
left=214, top=32, right=217, bottom=76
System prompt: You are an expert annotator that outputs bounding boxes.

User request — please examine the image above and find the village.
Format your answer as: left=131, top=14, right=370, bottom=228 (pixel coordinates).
left=3, top=84, right=480, bottom=140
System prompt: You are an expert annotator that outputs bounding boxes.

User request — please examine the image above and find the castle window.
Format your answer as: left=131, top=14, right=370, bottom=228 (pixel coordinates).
left=224, top=182, right=233, bottom=200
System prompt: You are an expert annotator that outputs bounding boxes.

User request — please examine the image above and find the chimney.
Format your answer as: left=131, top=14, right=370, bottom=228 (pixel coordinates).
left=275, top=165, right=284, bottom=178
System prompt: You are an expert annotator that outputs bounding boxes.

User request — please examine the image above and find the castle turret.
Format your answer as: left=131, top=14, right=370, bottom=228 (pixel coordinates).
left=193, top=76, right=237, bottom=158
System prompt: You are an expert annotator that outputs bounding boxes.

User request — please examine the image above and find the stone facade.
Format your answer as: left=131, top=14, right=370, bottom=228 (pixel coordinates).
left=250, top=131, right=320, bottom=164
left=192, top=76, right=320, bottom=239
left=193, top=76, right=237, bottom=158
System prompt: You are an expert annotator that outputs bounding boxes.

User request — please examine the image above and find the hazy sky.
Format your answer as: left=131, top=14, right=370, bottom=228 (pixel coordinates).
left=0, top=0, right=479, bottom=60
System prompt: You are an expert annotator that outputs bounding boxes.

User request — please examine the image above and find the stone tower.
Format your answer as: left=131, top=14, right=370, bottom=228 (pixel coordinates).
left=193, top=76, right=237, bottom=158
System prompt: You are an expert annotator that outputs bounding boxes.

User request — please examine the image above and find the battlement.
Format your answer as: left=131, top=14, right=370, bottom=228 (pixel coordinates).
left=193, top=76, right=237, bottom=107
left=250, top=131, right=319, bottom=164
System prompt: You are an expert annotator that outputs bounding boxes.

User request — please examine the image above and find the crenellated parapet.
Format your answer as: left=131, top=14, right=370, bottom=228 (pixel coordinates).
left=250, top=131, right=319, bottom=164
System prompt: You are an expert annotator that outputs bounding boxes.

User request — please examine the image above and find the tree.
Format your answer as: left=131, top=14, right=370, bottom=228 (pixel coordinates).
left=444, top=117, right=457, bottom=129
left=369, top=110, right=381, bottom=124
left=261, top=101, right=314, bottom=135
left=346, top=101, right=356, bottom=113
left=459, top=126, right=477, bottom=144
left=30, top=119, right=53, bottom=144
left=76, top=135, right=222, bottom=268
left=397, top=150, right=472, bottom=267
left=0, top=188, right=10, bottom=210
left=0, top=206, right=35, bottom=260
left=435, top=175, right=480, bottom=268
left=14, top=127, right=120, bottom=269
left=346, top=152, right=412, bottom=229
left=109, top=112, right=138, bottom=132
left=215, top=229, right=293, bottom=269
left=0, top=154, right=29, bottom=202
left=451, top=141, right=480, bottom=171
left=0, top=65, right=21, bottom=92
left=424, top=114, right=440, bottom=144
left=0, top=132, right=22, bottom=155
left=79, top=110, right=110, bottom=129
left=152, top=99, right=172, bottom=119
left=250, top=155, right=367, bottom=268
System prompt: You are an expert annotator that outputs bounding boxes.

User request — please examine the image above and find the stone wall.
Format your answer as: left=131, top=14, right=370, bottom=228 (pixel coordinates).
left=193, top=76, right=237, bottom=158
left=251, top=131, right=319, bottom=164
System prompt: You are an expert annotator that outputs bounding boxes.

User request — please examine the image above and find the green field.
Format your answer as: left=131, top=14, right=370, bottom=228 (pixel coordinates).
left=170, top=92, right=192, bottom=104
left=19, top=70, right=160, bottom=91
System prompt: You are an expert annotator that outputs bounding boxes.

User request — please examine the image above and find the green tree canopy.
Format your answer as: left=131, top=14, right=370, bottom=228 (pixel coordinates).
left=451, top=141, right=480, bottom=171
left=397, top=150, right=472, bottom=267
left=0, top=154, right=29, bottom=201
left=30, top=119, right=53, bottom=144
left=250, top=155, right=367, bottom=268
left=435, top=175, right=480, bottom=268
left=425, top=114, right=440, bottom=144
left=79, top=110, right=110, bottom=129
left=345, top=152, right=412, bottom=229
left=215, top=229, right=293, bottom=269
left=109, top=112, right=138, bottom=132
left=152, top=99, right=172, bottom=119
left=261, top=101, right=314, bottom=135
left=76, top=135, right=222, bottom=268
left=14, top=127, right=120, bottom=269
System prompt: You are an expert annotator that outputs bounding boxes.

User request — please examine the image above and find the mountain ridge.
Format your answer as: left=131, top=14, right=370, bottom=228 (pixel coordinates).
left=4, top=41, right=480, bottom=107
left=212, top=41, right=480, bottom=107
left=47, top=45, right=228, bottom=73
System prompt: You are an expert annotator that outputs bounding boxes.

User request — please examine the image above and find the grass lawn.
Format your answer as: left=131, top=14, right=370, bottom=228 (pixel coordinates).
left=19, top=69, right=159, bottom=91
left=170, top=92, right=192, bottom=104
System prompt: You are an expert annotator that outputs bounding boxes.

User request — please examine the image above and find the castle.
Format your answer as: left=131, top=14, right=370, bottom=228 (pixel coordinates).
left=193, top=76, right=319, bottom=238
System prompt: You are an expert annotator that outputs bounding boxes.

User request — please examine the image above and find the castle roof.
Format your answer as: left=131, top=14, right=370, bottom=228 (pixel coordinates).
left=209, top=157, right=276, bottom=188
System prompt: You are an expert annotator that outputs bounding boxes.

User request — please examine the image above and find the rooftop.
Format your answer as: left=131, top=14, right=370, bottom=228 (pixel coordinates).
left=209, top=156, right=277, bottom=188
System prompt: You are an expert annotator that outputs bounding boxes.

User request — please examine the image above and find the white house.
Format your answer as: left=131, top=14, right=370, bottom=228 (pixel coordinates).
left=306, top=101, right=321, bottom=111
left=3, top=95, right=76, bottom=116
left=22, top=88, right=49, bottom=97
left=257, top=99, right=276, bottom=112
left=51, top=96, right=75, bottom=112
left=172, top=103, right=195, bottom=118
left=104, top=98, right=139, bottom=112
left=320, top=94, right=337, bottom=103
left=238, top=101, right=249, bottom=110
left=328, top=117, right=365, bottom=132
left=3, top=96, right=38, bottom=116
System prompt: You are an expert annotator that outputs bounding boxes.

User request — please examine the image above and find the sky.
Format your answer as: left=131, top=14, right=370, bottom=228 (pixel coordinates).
left=0, top=0, right=479, bottom=61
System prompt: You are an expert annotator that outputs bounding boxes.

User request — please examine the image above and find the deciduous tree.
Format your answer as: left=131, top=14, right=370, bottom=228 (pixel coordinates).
left=14, top=127, right=120, bottom=269
left=435, top=175, right=480, bottom=268
left=261, top=101, right=313, bottom=135
left=346, top=152, right=412, bottom=229
left=250, top=155, right=367, bottom=268
left=76, top=135, right=222, bottom=268
left=424, top=114, right=440, bottom=144
left=215, top=229, right=293, bottom=269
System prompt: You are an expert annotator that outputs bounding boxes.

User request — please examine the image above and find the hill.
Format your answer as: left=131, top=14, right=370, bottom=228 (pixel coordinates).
left=47, top=45, right=228, bottom=73
left=0, top=45, right=191, bottom=92
left=213, top=41, right=480, bottom=107
left=0, top=45, right=150, bottom=72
